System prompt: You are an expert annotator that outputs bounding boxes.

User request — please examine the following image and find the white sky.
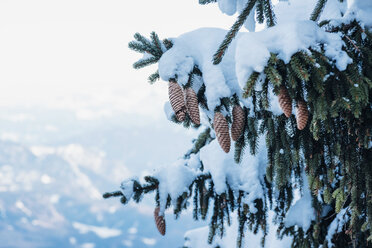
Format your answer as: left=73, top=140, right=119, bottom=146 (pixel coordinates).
left=0, top=0, right=234, bottom=119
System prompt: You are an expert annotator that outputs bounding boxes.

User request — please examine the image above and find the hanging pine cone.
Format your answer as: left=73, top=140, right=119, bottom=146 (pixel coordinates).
left=154, top=207, right=166, bottom=236
left=231, top=105, right=245, bottom=141
left=214, top=112, right=230, bottom=153
left=278, top=86, right=292, bottom=118
left=296, top=100, right=309, bottom=130
left=185, top=87, right=200, bottom=125
left=168, top=80, right=186, bottom=121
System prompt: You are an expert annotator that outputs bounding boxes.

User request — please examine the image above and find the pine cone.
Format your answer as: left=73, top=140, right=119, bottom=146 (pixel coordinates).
left=278, top=86, right=292, bottom=118
left=168, top=80, right=186, bottom=121
left=231, top=105, right=245, bottom=141
left=185, top=87, right=200, bottom=125
left=214, top=112, right=231, bottom=153
left=154, top=207, right=166, bottom=236
left=296, top=100, right=309, bottom=130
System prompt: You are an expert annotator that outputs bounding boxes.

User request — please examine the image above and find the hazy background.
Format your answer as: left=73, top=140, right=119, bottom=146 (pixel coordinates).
left=0, top=1, right=235, bottom=247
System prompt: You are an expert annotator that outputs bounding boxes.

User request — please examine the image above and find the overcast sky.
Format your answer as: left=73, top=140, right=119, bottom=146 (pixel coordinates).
left=0, top=0, right=234, bottom=120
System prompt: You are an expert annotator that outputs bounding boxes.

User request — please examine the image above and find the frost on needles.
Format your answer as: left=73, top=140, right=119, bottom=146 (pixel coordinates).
left=103, top=0, right=372, bottom=247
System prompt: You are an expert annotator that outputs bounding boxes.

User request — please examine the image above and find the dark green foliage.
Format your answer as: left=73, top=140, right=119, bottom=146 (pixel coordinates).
left=240, top=20, right=372, bottom=247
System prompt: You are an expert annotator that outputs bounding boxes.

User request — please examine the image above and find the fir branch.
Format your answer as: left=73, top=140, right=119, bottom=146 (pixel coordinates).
left=344, top=34, right=361, bottom=53
left=163, top=38, right=173, bottom=50
left=243, top=72, right=260, bottom=98
left=133, top=33, right=158, bottom=55
left=133, top=56, right=158, bottom=69
left=256, top=0, right=265, bottom=24
left=128, top=41, right=149, bottom=54
left=128, top=32, right=173, bottom=83
left=234, top=128, right=247, bottom=164
left=263, top=0, right=276, bottom=27
left=187, top=127, right=213, bottom=156
left=290, top=55, right=310, bottom=82
left=102, top=191, right=123, bottom=198
left=150, top=31, right=163, bottom=54
left=310, top=0, right=328, bottom=22
left=213, top=0, right=257, bottom=65
left=264, top=65, right=282, bottom=87
left=148, top=70, right=160, bottom=84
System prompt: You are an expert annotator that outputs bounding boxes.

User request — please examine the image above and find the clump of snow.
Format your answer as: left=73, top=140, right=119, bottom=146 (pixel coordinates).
left=284, top=173, right=315, bottom=231
left=158, top=46, right=194, bottom=86
left=218, top=0, right=237, bottom=16
left=187, top=153, right=201, bottom=170
left=200, top=137, right=266, bottom=209
left=216, top=0, right=352, bottom=32
left=325, top=208, right=350, bottom=247
left=275, top=0, right=346, bottom=24
left=199, top=139, right=234, bottom=194
left=158, top=21, right=350, bottom=112
left=235, top=20, right=352, bottom=88
left=184, top=211, right=292, bottom=248
left=154, top=159, right=199, bottom=213
left=158, top=28, right=241, bottom=111
left=130, top=136, right=267, bottom=217
left=120, top=178, right=137, bottom=200
left=217, top=0, right=256, bottom=31
left=184, top=212, right=258, bottom=248
left=340, top=0, right=372, bottom=28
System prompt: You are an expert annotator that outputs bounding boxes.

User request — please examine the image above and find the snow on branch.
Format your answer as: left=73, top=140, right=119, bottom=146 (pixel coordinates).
left=104, top=1, right=372, bottom=246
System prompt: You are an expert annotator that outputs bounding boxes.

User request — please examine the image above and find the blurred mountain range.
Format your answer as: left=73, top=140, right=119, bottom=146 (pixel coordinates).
left=0, top=107, right=203, bottom=248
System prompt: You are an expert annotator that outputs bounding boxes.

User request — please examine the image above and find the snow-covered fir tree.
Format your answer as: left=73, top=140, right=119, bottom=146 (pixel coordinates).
left=104, top=0, right=372, bottom=247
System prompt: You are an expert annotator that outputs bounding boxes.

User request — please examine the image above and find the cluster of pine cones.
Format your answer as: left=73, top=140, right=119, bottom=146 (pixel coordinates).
left=213, top=105, right=245, bottom=153
left=278, top=86, right=309, bottom=130
left=168, top=79, right=246, bottom=153
left=158, top=82, right=310, bottom=236
left=168, top=79, right=200, bottom=125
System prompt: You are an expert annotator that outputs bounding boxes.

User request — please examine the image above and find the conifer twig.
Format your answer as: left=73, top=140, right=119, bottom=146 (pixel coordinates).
left=344, top=35, right=360, bottom=53
left=213, top=0, right=257, bottom=65
left=310, top=0, right=328, bottom=22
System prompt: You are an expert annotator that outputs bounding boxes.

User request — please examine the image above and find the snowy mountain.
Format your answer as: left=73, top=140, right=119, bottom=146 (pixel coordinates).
left=0, top=108, right=203, bottom=248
